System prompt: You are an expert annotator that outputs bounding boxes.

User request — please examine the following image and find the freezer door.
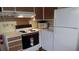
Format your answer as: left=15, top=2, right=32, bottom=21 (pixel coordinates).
left=54, top=27, right=79, bottom=51
left=54, top=8, right=79, bottom=28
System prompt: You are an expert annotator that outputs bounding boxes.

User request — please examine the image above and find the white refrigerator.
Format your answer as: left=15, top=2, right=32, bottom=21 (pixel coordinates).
left=54, top=8, right=79, bottom=51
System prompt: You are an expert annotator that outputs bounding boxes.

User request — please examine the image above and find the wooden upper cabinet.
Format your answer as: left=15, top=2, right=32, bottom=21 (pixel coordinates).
left=3, top=7, right=15, bottom=11
left=35, top=7, right=43, bottom=19
left=16, top=7, right=34, bottom=12
left=44, top=7, right=54, bottom=19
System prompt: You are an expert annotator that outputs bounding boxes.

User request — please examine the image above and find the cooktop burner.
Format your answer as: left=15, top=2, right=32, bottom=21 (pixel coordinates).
left=19, top=29, right=38, bottom=34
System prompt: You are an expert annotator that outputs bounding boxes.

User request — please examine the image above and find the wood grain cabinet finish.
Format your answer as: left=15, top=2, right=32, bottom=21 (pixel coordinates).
left=8, top=36, right=21, bottom=42
left=3, top=7, right=15, bottom=11
left=8, top=40, right=22, bottom=47
left=44, top=7, right=54, bottom=19
left=35, top=7, right=43, bottom=19
left=16, top=18, right=31, bottom=25
left=16, top=7, right=34, bottom=12
left=4, top=36, right=23, bottom=51
left=9, top=44, right=22, bottom=51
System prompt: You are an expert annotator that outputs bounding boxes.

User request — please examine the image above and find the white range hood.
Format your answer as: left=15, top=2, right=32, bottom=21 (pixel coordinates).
left=0, top=11, right=36, bottom=18
left=15, top=12, right=36, bottom=18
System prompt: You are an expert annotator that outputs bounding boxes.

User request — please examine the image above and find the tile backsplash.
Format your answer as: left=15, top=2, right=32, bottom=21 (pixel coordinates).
left=0, top=21, right=16, bottom=34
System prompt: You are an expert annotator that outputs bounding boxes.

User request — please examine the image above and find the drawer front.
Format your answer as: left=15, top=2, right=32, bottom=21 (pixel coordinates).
left=8, top=36, right=21, bottom=42
left=8, top=40, right=22, bottom=47
left=9, top=44, right=22, bottom=51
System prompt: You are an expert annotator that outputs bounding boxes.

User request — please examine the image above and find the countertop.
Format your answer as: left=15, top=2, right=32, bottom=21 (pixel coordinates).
left=47, top=26, right=54, bottom=32
left=3, top=32, right=22, bottom=38
left=3, top=29, right=39, bottom=38
left=36, top=26, right=54, bottom=32
left=1, top=26, right=53, bottom=38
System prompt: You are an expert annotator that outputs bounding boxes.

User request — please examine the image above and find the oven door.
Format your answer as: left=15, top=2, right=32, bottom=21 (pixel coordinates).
left=21, top=32, right=39, bottom=50
left=22, top=34, right=31, bottom=49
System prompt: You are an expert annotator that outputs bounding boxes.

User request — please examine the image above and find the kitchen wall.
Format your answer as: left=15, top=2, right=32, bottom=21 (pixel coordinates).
left=0, top=21, right=16, bottom=34
left=0, top=16, right=3, bottom=21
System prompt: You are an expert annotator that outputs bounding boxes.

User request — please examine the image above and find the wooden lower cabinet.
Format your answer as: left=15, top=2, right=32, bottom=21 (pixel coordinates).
left=3, top=35, right=23, bottom=51
left=9, top=44, right=22, bottom=51
left=8, top=36, right=21, bottom=42
left=8, top=40, right=22, bottom=47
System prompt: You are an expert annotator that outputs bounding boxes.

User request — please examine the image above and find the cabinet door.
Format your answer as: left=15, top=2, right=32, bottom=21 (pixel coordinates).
left=2, top=7, right=15, bottom=11
left=9, top=45, right=22, bottom=51
left=16, top=7, right=34, bottom=12
left=44, top=7, right=54, bottom=19
left=35, top=7, right=43, bottom=19
left=40, top=30, right=54, bottom=51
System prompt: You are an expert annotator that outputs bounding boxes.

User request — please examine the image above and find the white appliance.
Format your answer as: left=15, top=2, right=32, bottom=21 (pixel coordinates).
left=54, top=8, right=79, bottom=51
